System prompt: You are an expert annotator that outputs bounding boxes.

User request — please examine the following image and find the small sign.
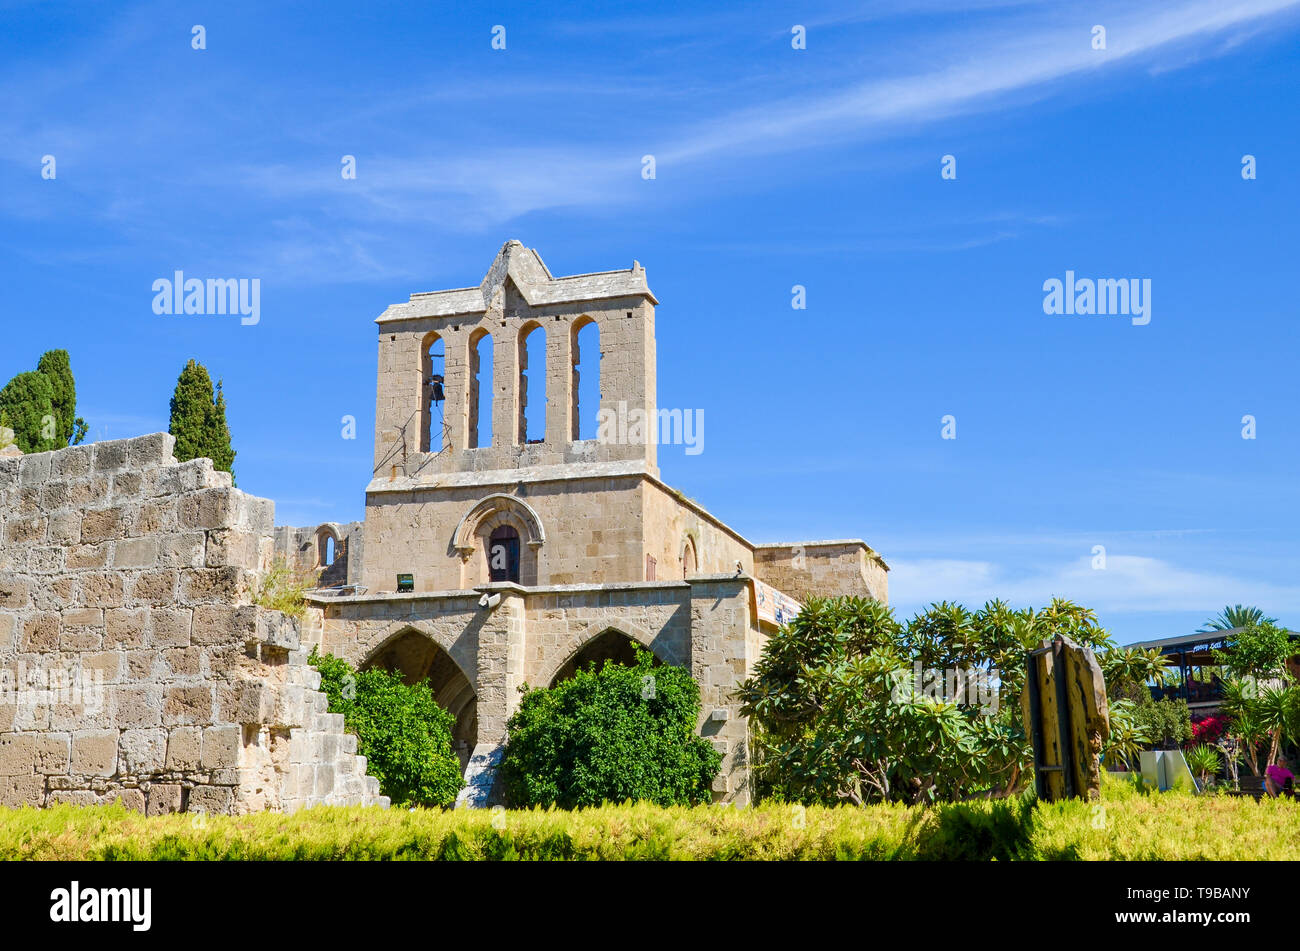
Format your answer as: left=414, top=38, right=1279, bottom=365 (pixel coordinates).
left=752, top=579, right=800, bottom=627
left=396, top=573, right=414, bottom=593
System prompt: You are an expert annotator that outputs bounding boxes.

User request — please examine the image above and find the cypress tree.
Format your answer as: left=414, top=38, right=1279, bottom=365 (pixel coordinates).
left=35, top=349, right=87, bottom=446
left=0, top=371, right=59, bottom=453
left=168, top=360, right=237, bottom=484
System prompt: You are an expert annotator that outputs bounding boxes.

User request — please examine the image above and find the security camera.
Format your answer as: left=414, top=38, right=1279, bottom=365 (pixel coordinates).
left=478, top=592, right=501, bottom=610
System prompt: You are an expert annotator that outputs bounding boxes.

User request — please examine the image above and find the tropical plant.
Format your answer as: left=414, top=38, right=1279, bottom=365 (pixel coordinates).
left=1184, top=743, right=1221, bottom=788
left=1100, top=646, right=1169, bottom=702
left=1199, top=605, right=1276, bottom=633
left=500, top=648, right=720, bottom=808
left=1212, top=621, right=1296, bottom=682
left=168, top=359, right=237, bottom=483
left=1101, top=699, right=1152, bottom=771
left=739, top=596, right=1123, bottom=805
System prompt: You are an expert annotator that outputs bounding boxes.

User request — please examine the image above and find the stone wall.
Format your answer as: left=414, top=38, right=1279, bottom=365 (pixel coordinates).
left=753, top=541, right=889, bottom=602
left=308, top=575, right=760, bottom=802
left=0, top=434, right=387, bottom=813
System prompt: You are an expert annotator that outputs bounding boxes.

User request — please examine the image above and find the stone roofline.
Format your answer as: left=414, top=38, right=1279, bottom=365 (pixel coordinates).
left=365, top=459, right=754, bottom=552
left=305, top=574, right=749, bottom=606
left=374, top=239, right=658, bottom=324
left=754, top=539, right=890, bottom=571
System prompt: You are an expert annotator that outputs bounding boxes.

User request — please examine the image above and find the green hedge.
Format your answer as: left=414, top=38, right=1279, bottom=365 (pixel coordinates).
left=2, top=780, right=1296, bottom=860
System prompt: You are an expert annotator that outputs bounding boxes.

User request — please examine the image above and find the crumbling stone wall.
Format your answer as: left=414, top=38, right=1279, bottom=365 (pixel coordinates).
left=0, top=434, right=387, bottom=814
left=753, top=541, right=889, bottom=602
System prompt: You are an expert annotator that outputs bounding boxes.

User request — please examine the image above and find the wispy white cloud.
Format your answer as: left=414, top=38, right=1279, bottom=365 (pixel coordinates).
left=890, top=553, right=1300, bottom=615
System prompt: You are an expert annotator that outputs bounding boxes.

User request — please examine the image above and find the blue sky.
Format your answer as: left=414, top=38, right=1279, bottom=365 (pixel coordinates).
left=2, top=0, right=1298, bottom=643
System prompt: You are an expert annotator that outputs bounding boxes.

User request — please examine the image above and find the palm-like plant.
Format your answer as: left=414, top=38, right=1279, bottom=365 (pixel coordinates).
left=1185, top=743, right=1222, bottom=788
left=1101, top=646, right=1169, bottom=701
left=1199, top=605, right=1276, bottom=633
left=1102, top=699, right=1152, bottom=771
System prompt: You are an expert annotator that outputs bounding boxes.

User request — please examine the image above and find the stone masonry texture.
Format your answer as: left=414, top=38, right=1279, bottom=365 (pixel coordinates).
left=0, top=433, right=387, bottom=814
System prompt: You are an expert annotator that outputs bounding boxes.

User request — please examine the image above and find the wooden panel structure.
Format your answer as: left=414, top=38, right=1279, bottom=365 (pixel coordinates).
left=1021, top=635, right=1110, bottom=801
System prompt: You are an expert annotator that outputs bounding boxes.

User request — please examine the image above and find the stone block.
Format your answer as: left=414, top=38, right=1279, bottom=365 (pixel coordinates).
left=163, top=686, right=212, bottom=726
left=114, top=536, right=159, bottom=569
left=119, top=728, right=167, bottom=774
left=201, top=725, right=240, bottom=769
left=0, top=774, right=44, bottom=808
left=146, top=783, right=183, bottom=816
left=70, top=730, right=119, bottom=776
left=164, top=727, right=202, bottom=770
left=104, top=608, right=147, bottom=649
left=187, top=784, right=234, bottom=815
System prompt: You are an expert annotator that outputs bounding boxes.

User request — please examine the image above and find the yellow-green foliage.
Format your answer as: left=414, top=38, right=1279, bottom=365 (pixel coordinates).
left=253, top=557, right=319, bottom=620
left=0, top=780, right=1295, bottom=860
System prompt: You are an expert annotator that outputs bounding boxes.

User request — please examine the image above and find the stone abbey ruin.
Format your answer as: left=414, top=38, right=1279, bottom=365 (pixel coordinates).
left=0, top=241, right=887, bottom=813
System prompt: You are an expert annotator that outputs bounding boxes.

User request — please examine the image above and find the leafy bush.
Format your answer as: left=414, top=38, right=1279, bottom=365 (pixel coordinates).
left=739, top=596, right=1130, bottom=805
left=1192, top=714, right=1228, bottom=745
left=1132, top=698, right=1192, bottom=749
left=499, top=648, right=721, bottom=808
left=309, top=648, right=463, bottom=808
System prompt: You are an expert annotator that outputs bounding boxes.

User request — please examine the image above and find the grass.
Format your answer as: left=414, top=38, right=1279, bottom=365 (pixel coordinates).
left=252, top=556, right=320, bottom=620
left=1, top=779, right=1296, bottom=860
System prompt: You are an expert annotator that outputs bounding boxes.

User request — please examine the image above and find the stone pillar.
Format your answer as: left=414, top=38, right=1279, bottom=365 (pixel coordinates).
left=688, top=576, right=754, bottom=804
left=547, top=317, right=573, bottom=446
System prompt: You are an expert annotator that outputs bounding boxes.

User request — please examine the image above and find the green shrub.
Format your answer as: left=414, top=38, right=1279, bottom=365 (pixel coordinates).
left=309, top=648, right=463, bottom=808
left=499, top=648, right=721, bottom=808
left=1133, top=698, right=1193, bottom=748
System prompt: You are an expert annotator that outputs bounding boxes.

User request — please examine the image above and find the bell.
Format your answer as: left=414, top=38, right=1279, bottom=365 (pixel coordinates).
left=427, top=376, right=445, bottom=403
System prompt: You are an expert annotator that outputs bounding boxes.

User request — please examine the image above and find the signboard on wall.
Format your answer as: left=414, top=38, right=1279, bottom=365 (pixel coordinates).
left=752, top=579, right=801, bottom=627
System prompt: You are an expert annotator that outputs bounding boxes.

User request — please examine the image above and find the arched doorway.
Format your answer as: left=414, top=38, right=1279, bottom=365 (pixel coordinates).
left=549, top=628, right=663, bottom=687
left=362, top=630, right=477, bottom=770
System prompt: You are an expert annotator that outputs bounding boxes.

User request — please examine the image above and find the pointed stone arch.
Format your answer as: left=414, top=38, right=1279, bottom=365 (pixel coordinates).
left=360, top=625, right=479, bottom=769
left=540, top=621, right=675, bottom=688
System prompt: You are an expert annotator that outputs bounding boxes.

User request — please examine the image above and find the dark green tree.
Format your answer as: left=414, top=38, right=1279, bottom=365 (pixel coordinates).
left=168, top=360, right=236, bottom=484
left=0, top=370, right=58, bottom=453
left=34, top=349, right=88, bottom=446
left=500, top=648, right=721, bottom=808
